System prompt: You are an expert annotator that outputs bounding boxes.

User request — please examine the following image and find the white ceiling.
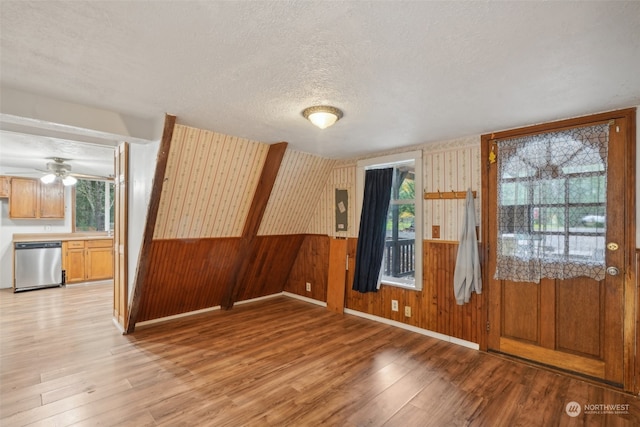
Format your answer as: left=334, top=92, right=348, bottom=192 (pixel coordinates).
left=1, top=1, right=639, bottom=176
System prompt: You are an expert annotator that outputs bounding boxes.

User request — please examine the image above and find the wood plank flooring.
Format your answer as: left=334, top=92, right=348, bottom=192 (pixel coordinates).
left=1, top=283, right=639, bottom=426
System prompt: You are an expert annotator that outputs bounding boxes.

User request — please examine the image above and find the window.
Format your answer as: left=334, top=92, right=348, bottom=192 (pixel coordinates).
left=495, top=123, right=608, bottom=282
left=357, top=150, right=422, bottom=289
left=74, top=179, right=115, bottom=232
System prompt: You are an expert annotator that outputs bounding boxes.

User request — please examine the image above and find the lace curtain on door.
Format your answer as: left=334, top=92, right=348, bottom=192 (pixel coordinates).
left=495, top=123, right=609, bottom=283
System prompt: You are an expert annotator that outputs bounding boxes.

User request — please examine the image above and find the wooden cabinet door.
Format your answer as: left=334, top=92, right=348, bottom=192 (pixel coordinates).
left=40, top=182, right=65, bottom=218
left=9, top=178, right=37, bottom=218
left=63, top=241, right=86, bottom=284
left=0, top=176, right=10, bottom=198
left=86, top=240, right=114, bottom=281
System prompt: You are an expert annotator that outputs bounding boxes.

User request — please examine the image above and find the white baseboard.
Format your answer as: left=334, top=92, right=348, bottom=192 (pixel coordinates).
left=136, top=305, right=221, bottom=328
left=234, top=293, right=283, bottom=305
left=343, top=308, right=480, bottom=350
left=111, top=317, right=125, bottom=334
left=282, top=291, right=327, bottom=307
left=135, top=293, right=284, bottom=328
left=132, top=290, right=480, bottom=351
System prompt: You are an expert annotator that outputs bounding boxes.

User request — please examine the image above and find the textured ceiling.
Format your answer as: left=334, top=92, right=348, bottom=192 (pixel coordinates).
left=1, top=1, right=639, bottom=175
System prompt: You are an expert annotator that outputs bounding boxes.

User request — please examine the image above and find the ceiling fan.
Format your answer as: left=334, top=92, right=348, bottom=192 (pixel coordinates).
left=39, top=157, right=113, bottom=186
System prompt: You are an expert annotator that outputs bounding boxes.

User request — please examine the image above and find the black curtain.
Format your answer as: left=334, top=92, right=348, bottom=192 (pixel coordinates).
left=352, top=168, right=393, bottom=293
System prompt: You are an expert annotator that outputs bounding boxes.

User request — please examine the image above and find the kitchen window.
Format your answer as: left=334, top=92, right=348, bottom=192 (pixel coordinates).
left=74, top=179, right=115, bottom=232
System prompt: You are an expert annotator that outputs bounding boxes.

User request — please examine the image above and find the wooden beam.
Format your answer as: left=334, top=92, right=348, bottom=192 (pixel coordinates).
left=220, top=142, right=288, bottom=309
left=126, top=114, right=176, bottom=333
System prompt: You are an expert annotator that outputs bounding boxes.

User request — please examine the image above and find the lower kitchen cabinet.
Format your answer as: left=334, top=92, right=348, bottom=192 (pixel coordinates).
left=63, top=239, right=113, bottom=284
left=86, top=240, right=114, bottom=280
left=63, top=241, right=86, bottom=283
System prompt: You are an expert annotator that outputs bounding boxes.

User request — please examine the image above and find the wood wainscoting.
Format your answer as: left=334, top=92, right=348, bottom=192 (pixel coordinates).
left=284, top=235, right=330, bottom=302
left=345, top=240, right=484, bottom=345
left=285, top=236, right=485, bottom=345
left=136, top=235, right=304, bottom=322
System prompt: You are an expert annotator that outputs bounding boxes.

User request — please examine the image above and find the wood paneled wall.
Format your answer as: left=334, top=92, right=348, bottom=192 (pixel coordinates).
left=134, top=124, right=335, bottom=323
left=235, top=235, right=305, bottom=301
left=133, top=121, right=485, bottom=339
left=285, top=236, right=484, bottom=344
left=137, top=235, right=305, bottom=321
left=137, top=238, right=241, bottom=321
left=345, top=240, right=483, bottom=344
left=154, top=125, right=268, bottom=239
left=284, top=235, right=330, bottom=301
left=284, top=139, right=485, bottom=344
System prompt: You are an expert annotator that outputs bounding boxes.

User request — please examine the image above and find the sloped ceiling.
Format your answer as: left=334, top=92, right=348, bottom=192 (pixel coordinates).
left=1, top=0, right=638, bottom=164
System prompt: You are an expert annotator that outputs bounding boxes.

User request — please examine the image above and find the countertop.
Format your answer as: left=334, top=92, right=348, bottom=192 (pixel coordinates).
left=12, top=233, right=113, bottom=243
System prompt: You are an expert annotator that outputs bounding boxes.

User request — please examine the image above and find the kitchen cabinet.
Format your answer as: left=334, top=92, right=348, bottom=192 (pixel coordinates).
left=63, top=239, right=113, bottom=284
left=39, top=181, right=65, bottom=218
left=0, top=176, right=10, bottom=197
left=86, top=240, right=114, bottom=281
left=63, top=241, right=86, bottom=283
left=9, top=177, right=64, bottom=219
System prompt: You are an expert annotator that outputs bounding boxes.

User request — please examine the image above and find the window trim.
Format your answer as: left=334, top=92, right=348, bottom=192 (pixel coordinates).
left=356, top=150, right=423, bottom=290
left=72, top=179, right=115, bottom=234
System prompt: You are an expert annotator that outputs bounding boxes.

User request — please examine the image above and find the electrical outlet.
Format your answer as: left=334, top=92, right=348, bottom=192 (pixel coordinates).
left=305, top=282, right=311, bottom=292
left=391, top=300, right=399, bottom=312
left=404, top=306, right=412, bottom=317
left=432, top=225, right=440, bottom=239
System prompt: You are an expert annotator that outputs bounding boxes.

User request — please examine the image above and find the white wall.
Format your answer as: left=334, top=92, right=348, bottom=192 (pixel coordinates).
left=0, top=87, right=162, bottom=141
left=127, top=140, right=160, bottom=299
left=0, top=186, right=73, bottom=288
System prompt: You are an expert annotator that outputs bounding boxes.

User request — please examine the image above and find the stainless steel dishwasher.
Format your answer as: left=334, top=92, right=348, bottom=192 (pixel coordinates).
left=14, top=241, right=64, bottom=292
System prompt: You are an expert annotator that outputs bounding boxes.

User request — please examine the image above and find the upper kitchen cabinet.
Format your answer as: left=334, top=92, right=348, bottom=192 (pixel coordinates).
left=9, top=177, right=65, bottom=219
left=0, top=176, right=10, bottom=198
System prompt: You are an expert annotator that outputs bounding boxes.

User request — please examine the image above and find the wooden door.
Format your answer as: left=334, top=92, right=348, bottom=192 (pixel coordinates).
left=113, top=142, right=129, bottom=330
left=484, top=110, right=635, bottom=390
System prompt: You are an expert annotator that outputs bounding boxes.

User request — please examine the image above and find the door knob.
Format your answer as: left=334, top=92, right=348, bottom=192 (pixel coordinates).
left=606, top=266, right=620, bottom=276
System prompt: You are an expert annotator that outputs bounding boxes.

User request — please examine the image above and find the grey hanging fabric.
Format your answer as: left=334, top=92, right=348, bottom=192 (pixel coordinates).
left=453, top=188, right=482, bottom=305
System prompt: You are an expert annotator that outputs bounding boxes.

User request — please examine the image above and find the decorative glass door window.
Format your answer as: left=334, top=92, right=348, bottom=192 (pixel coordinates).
left=495, top=123, right=609, bottom=282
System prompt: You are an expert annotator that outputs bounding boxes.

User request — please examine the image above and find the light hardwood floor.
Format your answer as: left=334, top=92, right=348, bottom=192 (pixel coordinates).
left=1, top=283, right=639, bottom=426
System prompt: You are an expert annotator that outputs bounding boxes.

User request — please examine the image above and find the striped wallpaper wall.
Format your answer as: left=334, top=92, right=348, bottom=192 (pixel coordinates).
left=311, top=136, right=481, bottom=241
left=306, top=161, right=357, bottom=237
left=153, top=124, right=268, bottom=239
left=424, top=141, right=481, bottom=241
left=257, top=150, right=336, bottom=236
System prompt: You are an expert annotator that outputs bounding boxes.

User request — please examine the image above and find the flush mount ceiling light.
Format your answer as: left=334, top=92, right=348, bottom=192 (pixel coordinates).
left=302, top=105, right=343, bottom=129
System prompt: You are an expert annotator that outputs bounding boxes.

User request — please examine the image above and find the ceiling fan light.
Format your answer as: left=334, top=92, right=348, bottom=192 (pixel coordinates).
left=302, top=106, right=343, bottom=129
left=41, top=173, right=56, bottom=184
left=62, top=175, right=77, bottom=186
